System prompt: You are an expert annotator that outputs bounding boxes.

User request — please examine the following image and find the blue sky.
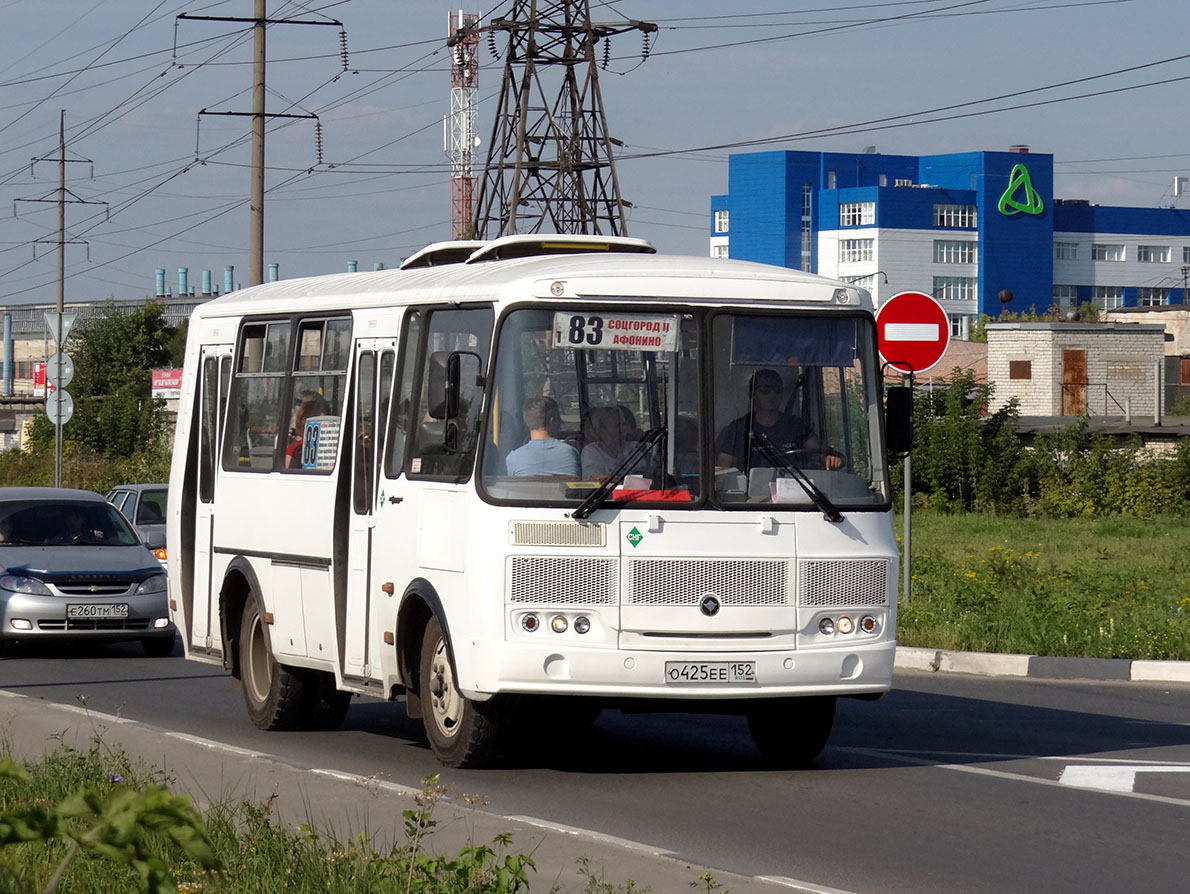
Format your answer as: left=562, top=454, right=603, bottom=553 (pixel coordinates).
left=0, top=0, right=1187, bottom=306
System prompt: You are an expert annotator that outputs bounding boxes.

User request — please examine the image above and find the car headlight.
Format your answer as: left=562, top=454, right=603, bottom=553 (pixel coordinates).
left=135, top=575, right=167, bottom=596
left=0, top=574, right=52, bottom=596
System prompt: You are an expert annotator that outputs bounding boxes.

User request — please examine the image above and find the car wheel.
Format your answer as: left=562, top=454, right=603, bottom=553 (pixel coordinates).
left=418, top=616, right=504, bottom=768
left=746, top=696, right=836, bottom=767
left=238, top=591, right=308, bottom=730
left=141, top=635, right=175, bottom=658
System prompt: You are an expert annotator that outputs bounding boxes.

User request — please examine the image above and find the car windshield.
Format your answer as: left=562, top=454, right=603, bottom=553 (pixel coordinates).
left=0, top=500, right=140, bottom=547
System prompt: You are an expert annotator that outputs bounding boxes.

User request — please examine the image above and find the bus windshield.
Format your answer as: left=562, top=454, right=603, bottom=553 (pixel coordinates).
left=479, top=306, right=889, bottom=510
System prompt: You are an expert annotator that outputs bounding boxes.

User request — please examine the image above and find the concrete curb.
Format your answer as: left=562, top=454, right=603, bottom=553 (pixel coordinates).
left=895, top=646, right=1190, bottom=683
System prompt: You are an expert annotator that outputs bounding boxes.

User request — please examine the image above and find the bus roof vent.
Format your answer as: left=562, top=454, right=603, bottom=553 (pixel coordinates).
left=399, top=240, right=488, bottom=269
left=464, top=233, right=656, bottom=264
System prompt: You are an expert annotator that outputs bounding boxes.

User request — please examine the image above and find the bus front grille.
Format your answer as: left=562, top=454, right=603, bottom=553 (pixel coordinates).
left=625, top=559, right=788, bottom=606
left=508, top=557, right=618, bottom=605
left=798, top=559, right=890, bottom=607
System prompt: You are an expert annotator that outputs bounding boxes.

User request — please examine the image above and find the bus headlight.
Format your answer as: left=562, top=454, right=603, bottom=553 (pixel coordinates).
left=860, top=615, right=879, bottom=634
left=550, top=615, right=568, bottom=634
left=573, top=616, right=591, bottom=635
left=836, top=616, right=854, bottom=635
left=818, top=617, right=836, bottom=636
left=521, top=613, right=540, bottom=633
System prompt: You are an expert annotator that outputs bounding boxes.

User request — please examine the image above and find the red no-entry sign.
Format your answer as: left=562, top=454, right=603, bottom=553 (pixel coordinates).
left=876, top=291, right=951, bottom=374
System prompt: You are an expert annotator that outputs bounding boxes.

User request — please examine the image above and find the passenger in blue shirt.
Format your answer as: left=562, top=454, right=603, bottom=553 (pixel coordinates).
left=505, top=395, right=580, bottom=477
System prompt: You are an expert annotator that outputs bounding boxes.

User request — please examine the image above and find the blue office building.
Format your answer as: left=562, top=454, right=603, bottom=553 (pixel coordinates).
left=710, top=148, right=1190, bottom=338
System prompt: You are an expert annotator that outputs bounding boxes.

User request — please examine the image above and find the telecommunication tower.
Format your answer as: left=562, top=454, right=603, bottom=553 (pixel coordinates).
left=473, top=1, right=655, bottom=238
left=446, top=11, right=481, bottom=240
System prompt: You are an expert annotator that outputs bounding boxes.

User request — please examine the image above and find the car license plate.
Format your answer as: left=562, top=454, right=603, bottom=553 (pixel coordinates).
left=664, top=661, right=756, bottom=684
left=67, top=603, right=129, bottom=620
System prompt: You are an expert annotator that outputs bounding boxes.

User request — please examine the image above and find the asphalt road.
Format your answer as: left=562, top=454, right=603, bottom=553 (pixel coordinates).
left=2, top=638, right=1189, bottom=893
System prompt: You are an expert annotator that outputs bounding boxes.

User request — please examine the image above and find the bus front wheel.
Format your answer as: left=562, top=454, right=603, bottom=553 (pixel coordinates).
left=746, top=696, right=836, bottom=766
left=418, top=617, right=503, bottom=768
left=239, top=592, right=307, bottom=730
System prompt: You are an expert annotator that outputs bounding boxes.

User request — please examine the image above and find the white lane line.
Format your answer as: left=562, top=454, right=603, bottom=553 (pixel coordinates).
left=503, top=814, right=674, bottom=857
left=44, top=702, right=136, bottom=725
left=837, top=747, right=1190, bottom=809
left=1059, top=765, right=1190, bottom=793
left=163, top=732, right=267, bottom=759
left=755, top=875, right=864, bottom=894
left=0, top=690, right=26, bottom=700
left=308, top=768, right=420, bottom=797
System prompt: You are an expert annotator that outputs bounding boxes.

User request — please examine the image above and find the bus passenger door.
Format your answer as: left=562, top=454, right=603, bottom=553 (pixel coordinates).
left=344, top=339, right=396, bottom=680
left=193, top=345, right=232, bottom=654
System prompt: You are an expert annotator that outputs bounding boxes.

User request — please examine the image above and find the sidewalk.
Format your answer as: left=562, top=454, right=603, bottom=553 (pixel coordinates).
left=895, top=646, right=1190, bottom=683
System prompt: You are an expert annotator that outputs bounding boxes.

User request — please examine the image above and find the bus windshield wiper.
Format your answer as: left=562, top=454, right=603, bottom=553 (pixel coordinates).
left=750, top=432, right=844, bottom=523
left=570, top=426, right=668, bottom=520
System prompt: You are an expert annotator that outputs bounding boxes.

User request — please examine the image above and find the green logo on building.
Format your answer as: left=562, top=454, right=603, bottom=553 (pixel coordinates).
left=626, top=526, right=643, bottom=548
left=998, top=163, right=1044, bottom=216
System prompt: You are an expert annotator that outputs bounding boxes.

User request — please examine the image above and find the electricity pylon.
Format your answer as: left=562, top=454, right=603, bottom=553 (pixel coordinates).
left=473, top=1, right=655, bottom=238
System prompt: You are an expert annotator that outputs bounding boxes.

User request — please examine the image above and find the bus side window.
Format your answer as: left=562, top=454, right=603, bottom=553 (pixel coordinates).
left=224, top=322, right=290, bottom=472
left=287, top=317, right=351, bottom=473
left=407, top=306, right=494, bottom=480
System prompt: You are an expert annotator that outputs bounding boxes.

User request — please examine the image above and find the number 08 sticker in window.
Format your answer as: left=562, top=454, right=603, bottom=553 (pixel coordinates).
left=552, top=312, right=680, bottom=353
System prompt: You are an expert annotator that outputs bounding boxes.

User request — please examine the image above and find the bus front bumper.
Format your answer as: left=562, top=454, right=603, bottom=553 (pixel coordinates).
left=460, top=639, right=895, bottom=701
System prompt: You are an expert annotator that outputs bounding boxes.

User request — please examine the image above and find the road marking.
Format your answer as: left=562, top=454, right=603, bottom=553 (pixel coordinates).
left=48, top=702, right=136, bottom=725
left=755, top=876, right=863, bottom=894
left=1059, top=765, right=1190, bottom=793
left=309, top=768, right=420, bottom=797
left=837, top=747, right=1190, bottom=809
left=163, top=732, right=267, bottom=759
left=504, top=814, right=674, bottom=857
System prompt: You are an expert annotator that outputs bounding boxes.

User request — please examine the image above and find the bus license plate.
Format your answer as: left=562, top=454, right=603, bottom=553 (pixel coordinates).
left=67, top=603, right=129, bottom=620
left=665, top=661, right=756, bottom=684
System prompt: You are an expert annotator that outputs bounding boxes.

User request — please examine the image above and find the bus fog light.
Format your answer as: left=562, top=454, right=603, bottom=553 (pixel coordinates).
left=521, top=614, right=540, bottom=633
left=550, top=615, right=568, bottom=633
left=860, top=615, right=878, bottom=634
left=573, top=616, right=591, bottom=635
left=153, top=617, right=171, bottom=629
left=10, top=619, right=32, bottom=631
left=818, top=617, right=835, bottom=635
left=837, top=616, right=854, bottom=634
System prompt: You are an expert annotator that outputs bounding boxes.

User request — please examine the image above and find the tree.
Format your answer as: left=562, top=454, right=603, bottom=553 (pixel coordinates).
left=28, top=301, right=178, bottom=458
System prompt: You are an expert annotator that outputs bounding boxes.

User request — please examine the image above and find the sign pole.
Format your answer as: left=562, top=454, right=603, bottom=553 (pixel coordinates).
left=902, top=373, right=912, bottom=606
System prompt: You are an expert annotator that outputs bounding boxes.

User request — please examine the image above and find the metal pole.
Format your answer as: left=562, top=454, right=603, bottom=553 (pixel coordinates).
left=248, top=0, right=266, bottom=286
left=901, top=373, right=912, bottom=606
left=55, top=110, right=65, bottom=489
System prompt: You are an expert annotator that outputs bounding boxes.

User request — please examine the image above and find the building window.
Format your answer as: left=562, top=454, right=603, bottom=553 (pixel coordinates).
left=933, top=240, right=977, bottom=264
left=826, top=171, right=837, bottom=189
left=1092, top=286, right=1124, bottom=309
left=1138, top=287, right=1168, bottom=306
left=933, top=276, right=977, bottom=301
left=711, top=244, right=729, bottom=259
left=839, top=238, right=874, bottom=264
left=1092, top=243, right=1125, bottom=262
left=933, top=204, right=977, bottom=228
left=839, top=202, right=874, bottom=227
left=1184, top=246, right=1190, bottom=264
left=713, top=210, right=729, bottom=234
left=949, top=315, right=971, bottom=339
left=1054, top=242, right=1078, bottom=261
left=1009, top=360, right=1032, bottom=380
left=801, top=184, right=813, bottom=271
left=878, top=173, right=887, bottom=187
left=1053, top=285, right=1078, bottom=309
left=1136, top=245, right=1170, bottom=263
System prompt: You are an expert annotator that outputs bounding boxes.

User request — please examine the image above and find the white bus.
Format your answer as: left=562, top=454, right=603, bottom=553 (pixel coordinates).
left=167, top=235, right=911, bottom=768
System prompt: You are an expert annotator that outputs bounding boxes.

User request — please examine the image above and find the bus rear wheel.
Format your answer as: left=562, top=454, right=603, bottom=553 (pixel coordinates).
left=239, top=592, right=308, bottom=730
left=418, top=617, right=503, bottom=768
left=746, top=696, right=836, bottom=766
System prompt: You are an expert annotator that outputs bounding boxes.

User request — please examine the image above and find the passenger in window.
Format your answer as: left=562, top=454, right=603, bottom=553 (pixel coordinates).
left=716, top=369, right=842, bottom=472
left=581, top=405, right=645, bottom=479
left=505, top=396, right=580, bottom=477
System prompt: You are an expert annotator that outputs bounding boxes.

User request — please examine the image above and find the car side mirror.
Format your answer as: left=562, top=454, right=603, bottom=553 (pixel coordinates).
left=144, top=530, right=166, bottom=550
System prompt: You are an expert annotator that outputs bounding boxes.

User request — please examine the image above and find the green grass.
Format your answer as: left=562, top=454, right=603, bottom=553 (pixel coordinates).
left=0, top=737, right=662, bottom=894
left=898, top=512, right=1190, bottom=660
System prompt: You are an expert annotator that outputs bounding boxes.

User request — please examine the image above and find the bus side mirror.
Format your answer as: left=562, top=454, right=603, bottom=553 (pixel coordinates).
left=427, top=351, right=482, bottom=421
left=885, top=385, right=912, bottom=454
